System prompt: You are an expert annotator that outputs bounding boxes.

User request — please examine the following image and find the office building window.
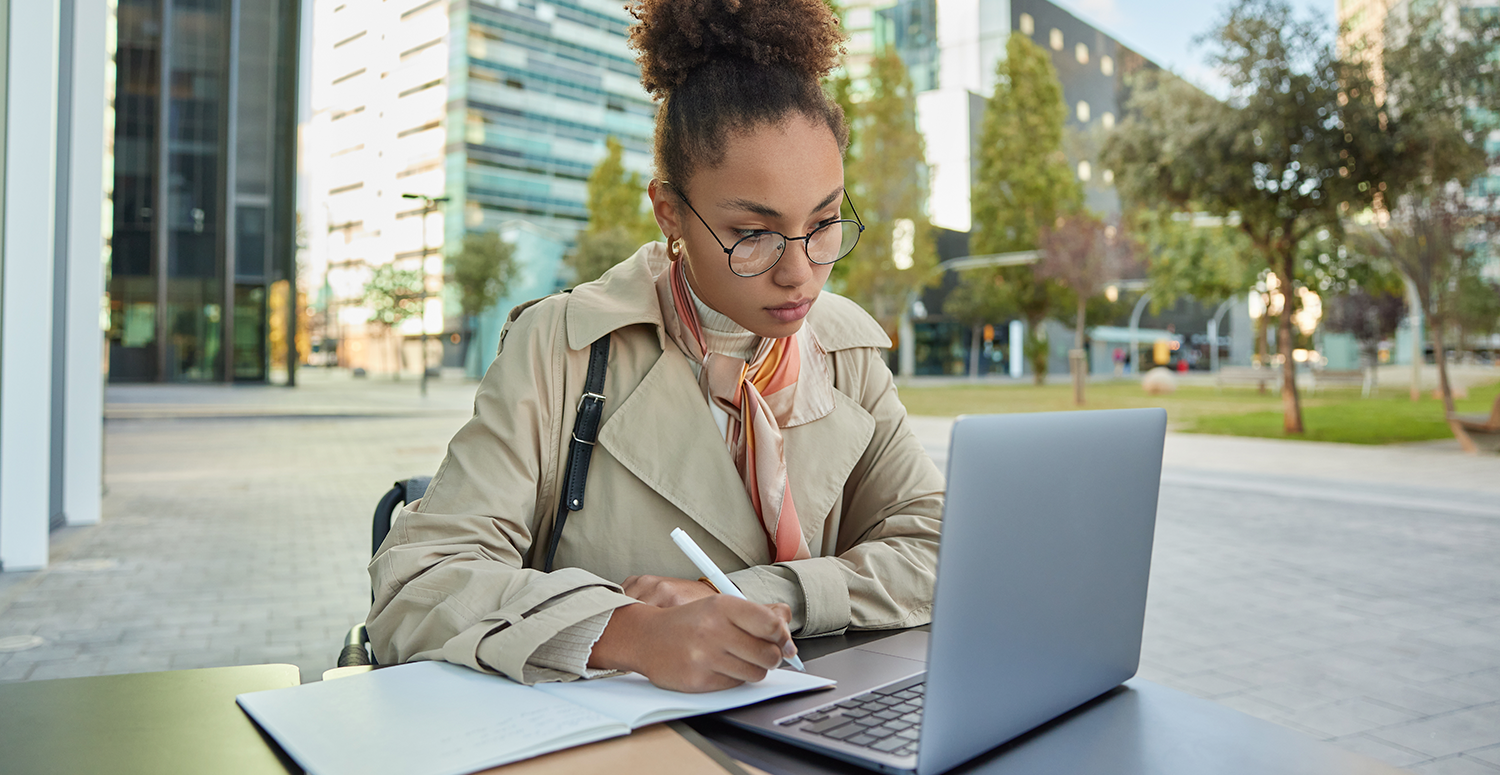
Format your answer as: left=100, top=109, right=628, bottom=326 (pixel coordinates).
left=1078, top=160, right=1092, bottom=181
left=1101, top=55, right=1115, bottom=76
left=1077, top=101, right=1090, bottom=122
left=1019, top=13, right=1034, bottom=35
left=1076, top=42, right=1089, bottom=64
left=1050, top=29, right=1064, bottom=51
left=1102, top=111, right=1116, bottom=130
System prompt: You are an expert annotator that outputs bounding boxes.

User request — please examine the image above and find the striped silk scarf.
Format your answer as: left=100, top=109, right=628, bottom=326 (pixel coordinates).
left=655, top=259, right=835, bottom=562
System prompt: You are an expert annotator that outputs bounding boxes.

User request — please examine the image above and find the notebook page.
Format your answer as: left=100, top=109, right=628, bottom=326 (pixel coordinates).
left=534, top=668, right=836, bottom=728
left=237, top=661, right=628, bottom=775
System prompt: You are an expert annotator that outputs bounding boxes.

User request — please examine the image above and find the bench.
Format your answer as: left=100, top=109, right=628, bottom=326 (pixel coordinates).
left=1309, top=368, right=1367, bottom=396
left=1449, top=393, right=1500, bottom=454
left=1216, top=366, right=1276, bottom=393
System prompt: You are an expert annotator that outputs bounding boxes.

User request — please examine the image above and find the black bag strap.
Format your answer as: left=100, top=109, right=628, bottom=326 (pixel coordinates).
left=543, top=334, right=611, bottom=572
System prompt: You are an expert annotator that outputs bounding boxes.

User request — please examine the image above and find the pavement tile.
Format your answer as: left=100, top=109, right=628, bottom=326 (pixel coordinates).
left=1275, top=698, right=1423, bottom=739
left=1369, top=705, right=1500, bottom=759
left=1326, top=734, right=1434, bottom=768
left=1408, top=756, right=1500, bottom=774
left=1469, top=744, right=1500, bottom=768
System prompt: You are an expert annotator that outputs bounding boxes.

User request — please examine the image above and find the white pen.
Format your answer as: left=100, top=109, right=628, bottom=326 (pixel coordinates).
left=669, top=527, right=806, bottom=672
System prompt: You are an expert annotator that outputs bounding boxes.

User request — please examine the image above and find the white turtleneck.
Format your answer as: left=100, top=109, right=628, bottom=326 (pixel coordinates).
left=685, top=280, right=759, bottom=361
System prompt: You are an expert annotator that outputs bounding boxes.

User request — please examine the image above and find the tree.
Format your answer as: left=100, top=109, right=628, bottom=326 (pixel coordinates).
left=970, top=32, right=1082, bottom=384
left=1352, top=190, right=1498, bottom=451
left=1322, top=279, right=1406, bottom=393
left=837, top=49, right=939, bottom=337
left=567, top=136, right=658, bottom=285
left=448, top=230, right=516, bottom=362
left=1036, top=212, right=1136, bottom=404
left=1133, top=210, right=1257, bottom=310
left=1105, top=0, right=1376, bottom=433
left=1347, top=0, right=1500, bottom=444
left=363, top=263, right=425, bottom=379
left=1455, top=274, right=1500, bottom=353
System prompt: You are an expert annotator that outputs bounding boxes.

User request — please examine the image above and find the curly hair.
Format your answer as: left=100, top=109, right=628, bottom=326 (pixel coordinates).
left=627, top=0, right=849, bottom=189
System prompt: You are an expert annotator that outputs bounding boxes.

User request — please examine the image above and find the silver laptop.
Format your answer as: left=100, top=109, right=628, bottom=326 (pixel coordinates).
left=719, top=408, right=1167, bottom=774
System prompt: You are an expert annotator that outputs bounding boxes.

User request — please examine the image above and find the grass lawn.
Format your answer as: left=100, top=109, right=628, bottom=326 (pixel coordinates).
left=897, top=377, right=1500, bottom=445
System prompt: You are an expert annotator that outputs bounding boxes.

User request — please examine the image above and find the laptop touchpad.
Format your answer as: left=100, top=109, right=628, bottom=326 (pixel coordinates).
left=852, top=630, right=929, bottom=662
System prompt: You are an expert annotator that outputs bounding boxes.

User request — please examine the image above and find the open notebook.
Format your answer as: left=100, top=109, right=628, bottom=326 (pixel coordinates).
left=236, top=661, right=834, bottom=775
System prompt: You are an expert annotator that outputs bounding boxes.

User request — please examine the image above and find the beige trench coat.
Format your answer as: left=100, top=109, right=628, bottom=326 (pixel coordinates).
left=367, top=244, right=945, bottom=683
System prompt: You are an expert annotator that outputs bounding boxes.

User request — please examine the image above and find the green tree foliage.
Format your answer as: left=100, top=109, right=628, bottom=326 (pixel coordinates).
left=1455, top=274, right=1500, bottom=346
left=1367, top=2, right=1500, bottom=204
left=963, top=32, right=1082, bottom=384
left=567, top=136, right=658, bottom=285
left=1104, top=0, right=1376, bottom=434
left=1132, top=211, right=1258, bottom=310
left=837, top=49, right=938, bottom=336
left=973, top=32, right=1081, bottom=253
left=449, top=231, right=515, bottom=319
left=363, top=263, right=425, bottom=378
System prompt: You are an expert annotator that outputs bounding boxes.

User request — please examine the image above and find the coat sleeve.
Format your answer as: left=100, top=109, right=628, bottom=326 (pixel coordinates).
left=366, top=298, right=637, bottom=682
left=729, top=346, right=944, bottom=636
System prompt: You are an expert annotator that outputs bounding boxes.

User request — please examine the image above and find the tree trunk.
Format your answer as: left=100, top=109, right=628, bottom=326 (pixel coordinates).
left=1430, top=321, right=1476, bottom=453
left=392, top=331, right=404, bottom=381
left=969, top=324, right=981, bottom=379
left=1276, top=262, right=1304, bottom=434
left=1028, top=316, right=1047, bottom=386
left=1072, top=296, right=1087, bottom=406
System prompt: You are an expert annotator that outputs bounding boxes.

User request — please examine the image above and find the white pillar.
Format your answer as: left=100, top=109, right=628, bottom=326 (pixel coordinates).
left=0, top=0, right=62, bottom=571
left=1008, top=319, right=1024, bottom=379
left=59, top=0, right=106, bottom=526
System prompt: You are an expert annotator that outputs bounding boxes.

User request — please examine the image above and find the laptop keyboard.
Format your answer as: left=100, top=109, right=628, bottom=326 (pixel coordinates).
left=777, top=674, right=925, bottom=757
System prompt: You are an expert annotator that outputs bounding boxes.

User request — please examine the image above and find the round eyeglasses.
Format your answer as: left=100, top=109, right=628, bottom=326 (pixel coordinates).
left=666, top=183, right=865, bottom=278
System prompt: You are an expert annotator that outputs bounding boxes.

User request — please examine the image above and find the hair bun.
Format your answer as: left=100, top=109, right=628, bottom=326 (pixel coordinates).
left=628, top=0, right=845, bottom=98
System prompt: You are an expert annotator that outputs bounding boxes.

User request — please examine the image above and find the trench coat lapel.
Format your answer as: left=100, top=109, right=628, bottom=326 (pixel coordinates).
left=781, top=386, right=875, bottom=551
left=599, top=345, right=877, bottom=566
left=598, top=346, right=769, bottom=566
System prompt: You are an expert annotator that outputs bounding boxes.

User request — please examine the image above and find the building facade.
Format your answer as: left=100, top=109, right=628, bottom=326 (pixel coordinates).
left=875, top=0, right=1155, bottom=232
left=107, top=0, right=302, bottom=384
left=303, top=0, right=655, bottom=377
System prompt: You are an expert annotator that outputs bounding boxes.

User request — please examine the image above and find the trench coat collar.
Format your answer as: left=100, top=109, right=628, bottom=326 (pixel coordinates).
left=577, top=243, right=883, bottom=566
left=564, top=242, right=893, bottom=354
left=597, top=342, right=876, bottom=567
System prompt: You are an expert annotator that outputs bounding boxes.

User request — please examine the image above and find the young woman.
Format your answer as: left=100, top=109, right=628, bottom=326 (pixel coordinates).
left=367, top=0, right=944, bottom=693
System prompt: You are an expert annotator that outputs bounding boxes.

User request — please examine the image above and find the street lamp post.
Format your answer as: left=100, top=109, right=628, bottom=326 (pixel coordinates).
left=1207, top=296, right=1236, bottom=374
left=402, top=193, right=449, bottom=398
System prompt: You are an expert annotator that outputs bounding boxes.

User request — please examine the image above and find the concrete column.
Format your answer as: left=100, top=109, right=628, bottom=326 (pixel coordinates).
left=1008, top=319, right=1024, bottom=378
left=58, top=0, right=106, bottom=526
left=0, top=0, right=62, bottom=571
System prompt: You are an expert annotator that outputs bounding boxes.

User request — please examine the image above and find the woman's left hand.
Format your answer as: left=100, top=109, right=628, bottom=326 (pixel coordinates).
left=623, top=575, right=719, bottom=607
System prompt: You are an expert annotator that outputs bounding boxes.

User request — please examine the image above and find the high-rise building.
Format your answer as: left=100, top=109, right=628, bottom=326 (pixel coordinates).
left=106, top=0, right=303, bottom=383
left=303, top=0, right=655, bottom=376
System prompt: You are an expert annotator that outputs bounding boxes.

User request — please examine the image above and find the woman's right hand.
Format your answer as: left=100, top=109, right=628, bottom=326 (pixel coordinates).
left=588, top=597, right=798, bottom=692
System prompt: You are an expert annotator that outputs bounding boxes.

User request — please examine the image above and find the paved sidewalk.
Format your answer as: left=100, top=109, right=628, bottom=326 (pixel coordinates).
left=0, top=374, right=1497, bottom=773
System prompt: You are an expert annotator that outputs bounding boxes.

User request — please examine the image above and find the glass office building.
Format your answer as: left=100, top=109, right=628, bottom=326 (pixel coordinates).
left=304, top=0, right=655, bottom=376
left=303, top=0, right=654, bottom=376
left=107, top=0, right=301, bottom=383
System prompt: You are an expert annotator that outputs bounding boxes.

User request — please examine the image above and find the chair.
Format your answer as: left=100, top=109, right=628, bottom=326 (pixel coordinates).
left=337, top=476, right=431, bottom=668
